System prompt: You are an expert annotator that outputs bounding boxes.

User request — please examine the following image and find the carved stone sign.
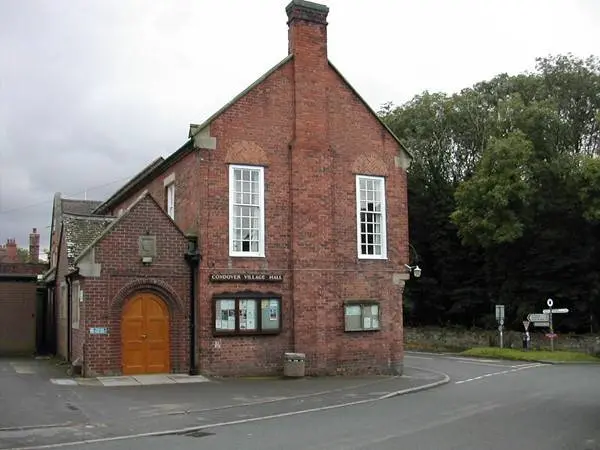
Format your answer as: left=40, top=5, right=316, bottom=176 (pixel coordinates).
left=139, top=235, right=157, bottom=257
left=209, top=273, right=283, bottom=283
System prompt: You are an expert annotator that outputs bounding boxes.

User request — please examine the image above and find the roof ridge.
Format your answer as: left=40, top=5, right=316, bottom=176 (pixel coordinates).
left=92, top=156, right=166, bottom=214
left=63, top=212, right=116, bottom=219
left=62, top=198, right=103, bottom=203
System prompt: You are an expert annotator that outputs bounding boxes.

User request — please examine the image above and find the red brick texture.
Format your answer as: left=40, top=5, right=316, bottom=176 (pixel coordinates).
left=90, top=2, right=409, bottom=376
left=0, top=262, right=47, bottom=275
left=78, top=195, right=191, bottom=377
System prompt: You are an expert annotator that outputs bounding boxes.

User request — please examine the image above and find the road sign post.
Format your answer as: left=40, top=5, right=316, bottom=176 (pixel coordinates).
left=495, top=305, right=505, bottom=349
left=547, top=298, right=554, bottom=351
left=522, top=320, right=531, bottom=351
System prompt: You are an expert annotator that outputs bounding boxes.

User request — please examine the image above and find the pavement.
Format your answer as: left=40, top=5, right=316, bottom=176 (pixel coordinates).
left=0, top=356, right=448, bottom=449
left=51, top=373, right=211, bottom=387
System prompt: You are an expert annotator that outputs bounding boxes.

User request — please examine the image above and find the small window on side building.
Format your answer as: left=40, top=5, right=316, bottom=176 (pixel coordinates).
left=72, top=281, right=80, bottom=329
left=165, top=183, right=175, bottom=220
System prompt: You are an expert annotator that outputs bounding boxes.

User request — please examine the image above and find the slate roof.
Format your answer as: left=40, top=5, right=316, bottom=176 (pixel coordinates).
left=62, top=213, right=116, bottom=269
left=75, top=192, right=186, bottom=265
left=61, top=199, right=103, bottom=216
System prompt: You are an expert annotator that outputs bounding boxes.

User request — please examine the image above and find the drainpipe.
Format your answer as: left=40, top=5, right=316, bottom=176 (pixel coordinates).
left=66, top=275, right=72, bottom=362
left=184, top=235, right=201, bottom=375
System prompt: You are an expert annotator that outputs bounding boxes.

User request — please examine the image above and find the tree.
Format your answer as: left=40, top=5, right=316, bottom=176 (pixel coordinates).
left=380, top=53, right=600, bottom=331
left=451, top=132, right=535, bottom=248
left=16, top=248, right=29, bottom=263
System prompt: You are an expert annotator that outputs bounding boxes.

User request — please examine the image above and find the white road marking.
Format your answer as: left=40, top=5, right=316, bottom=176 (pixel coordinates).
left=450, top=357, right=503, bottom=364
left=404, top=355, right=433, bottom=360
left=455, top=363, right=544, bottom=384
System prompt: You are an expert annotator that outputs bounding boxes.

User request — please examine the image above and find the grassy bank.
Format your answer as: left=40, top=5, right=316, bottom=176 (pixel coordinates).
left=461, top=347, right=600, bottom=362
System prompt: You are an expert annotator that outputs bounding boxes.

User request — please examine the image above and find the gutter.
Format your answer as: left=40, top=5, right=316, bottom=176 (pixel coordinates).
left=184, top=235, right=202, bottom=375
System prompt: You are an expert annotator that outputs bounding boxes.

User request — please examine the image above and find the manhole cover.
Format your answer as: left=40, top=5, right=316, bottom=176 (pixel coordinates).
left=173, top=430, right=215, bottom=438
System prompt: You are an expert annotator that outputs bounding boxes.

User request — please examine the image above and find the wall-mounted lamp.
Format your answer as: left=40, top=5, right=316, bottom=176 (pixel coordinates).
left=404, top=264, right=422, bottom=278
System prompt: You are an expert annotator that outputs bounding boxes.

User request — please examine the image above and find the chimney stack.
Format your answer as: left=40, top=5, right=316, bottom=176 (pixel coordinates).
left=5, top=238, right=17, bottom=262
left=29, top=228, right=40, bottom=263
left=286, top=0, right=329, bottom=60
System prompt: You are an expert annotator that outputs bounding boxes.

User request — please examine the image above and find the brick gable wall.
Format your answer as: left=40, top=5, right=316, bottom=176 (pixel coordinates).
left=80, top=195, right=191, bottom=376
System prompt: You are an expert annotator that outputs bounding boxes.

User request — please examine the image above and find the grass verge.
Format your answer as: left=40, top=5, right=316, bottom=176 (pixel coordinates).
left=461, top=347, right=600, bottom=362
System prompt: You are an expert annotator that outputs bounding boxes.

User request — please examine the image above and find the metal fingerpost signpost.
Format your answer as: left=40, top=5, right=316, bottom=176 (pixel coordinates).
left=541, top=299, right=568, bottom=352
left=547, top=298, right=554, bottom=351
left=495, top=305, right=505, bottom=349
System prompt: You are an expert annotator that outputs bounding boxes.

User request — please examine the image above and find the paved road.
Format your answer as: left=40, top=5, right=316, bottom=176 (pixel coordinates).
left=4, top=353, right=600, bottom=449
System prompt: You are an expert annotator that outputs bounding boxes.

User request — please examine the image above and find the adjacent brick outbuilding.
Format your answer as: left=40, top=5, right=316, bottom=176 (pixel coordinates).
left=68, top=193, right=191, bottom=377
left=46, top=0, right=413, bottom=377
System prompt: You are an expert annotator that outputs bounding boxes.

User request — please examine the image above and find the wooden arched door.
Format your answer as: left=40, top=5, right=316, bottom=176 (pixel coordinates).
left=121, top=292, right=170, bottom=375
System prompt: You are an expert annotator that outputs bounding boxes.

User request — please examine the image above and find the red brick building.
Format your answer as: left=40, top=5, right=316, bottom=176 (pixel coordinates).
left=45, top=0, right=413, bottom=377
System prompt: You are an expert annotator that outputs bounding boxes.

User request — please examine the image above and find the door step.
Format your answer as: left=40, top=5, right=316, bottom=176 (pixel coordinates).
left=50, top=373, right=210, bottom=387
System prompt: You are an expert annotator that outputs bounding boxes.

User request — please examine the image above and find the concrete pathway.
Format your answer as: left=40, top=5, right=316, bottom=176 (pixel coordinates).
left=51, top=373, right=211, bottom=387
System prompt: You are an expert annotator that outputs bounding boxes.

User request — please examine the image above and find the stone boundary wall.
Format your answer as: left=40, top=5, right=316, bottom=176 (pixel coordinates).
left=404, top=327, right=600, bottom=354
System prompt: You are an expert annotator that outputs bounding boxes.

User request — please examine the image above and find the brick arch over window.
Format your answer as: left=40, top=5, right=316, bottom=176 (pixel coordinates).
left=111, top=278, right=185, bottom=314
left=224, top=140, right=269, bottom=166
left=351, top=153, right=389, bottom=176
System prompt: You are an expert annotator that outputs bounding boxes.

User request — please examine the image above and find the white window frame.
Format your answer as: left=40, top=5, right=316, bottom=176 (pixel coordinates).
left=71, top=281, right=80, bottom=329
left=229, top=165, right=265, bottom=257
left=166, top=183, right=175, bottom=220
left=356, top=175, right=387, bottom=259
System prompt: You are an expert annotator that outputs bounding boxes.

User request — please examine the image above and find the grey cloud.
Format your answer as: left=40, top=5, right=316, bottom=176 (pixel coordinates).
left=0, top=1, right=186, bottom=250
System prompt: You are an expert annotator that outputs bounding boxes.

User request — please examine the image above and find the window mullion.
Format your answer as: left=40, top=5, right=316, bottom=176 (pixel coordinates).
left=253, top=299, right=259, bottom=332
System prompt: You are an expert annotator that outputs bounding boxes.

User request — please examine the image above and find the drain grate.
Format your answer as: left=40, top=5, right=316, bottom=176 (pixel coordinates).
left=173, top=430, right=215, bottom=438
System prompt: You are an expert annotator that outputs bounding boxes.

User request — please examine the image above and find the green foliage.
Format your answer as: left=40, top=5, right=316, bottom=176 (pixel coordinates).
left=579, top=157, right=600, bottom=222
left=381, top=53, right=600, bottom=333
left=452, top=132, right=534, bottom=247
left=16, top=247, right=30, bottom=263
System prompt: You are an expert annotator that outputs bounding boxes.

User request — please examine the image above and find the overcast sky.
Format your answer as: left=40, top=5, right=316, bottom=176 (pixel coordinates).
left=1, top=0, right=599, bottom=252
